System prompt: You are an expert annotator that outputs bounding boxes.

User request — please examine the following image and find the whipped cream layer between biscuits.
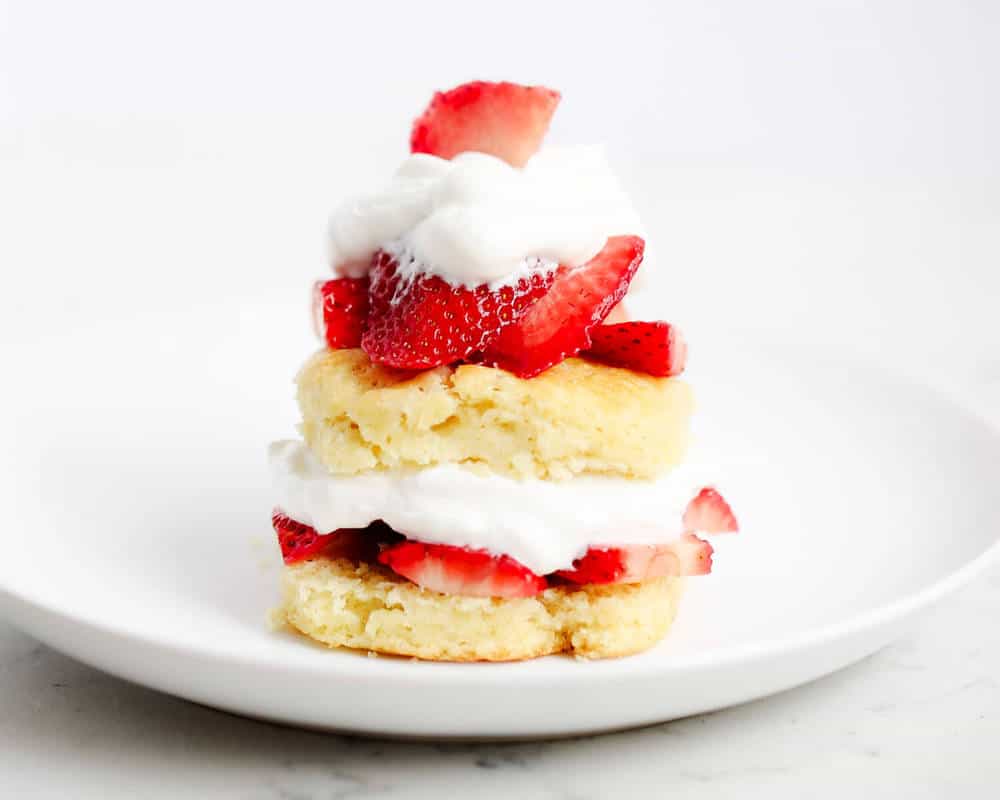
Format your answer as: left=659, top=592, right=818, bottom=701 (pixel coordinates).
left=271, top=439, right=718, bottom=575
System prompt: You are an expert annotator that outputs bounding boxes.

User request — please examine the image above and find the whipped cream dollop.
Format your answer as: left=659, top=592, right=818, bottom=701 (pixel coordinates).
left=328, top=147, right=645, bottom=288
left=270, top=440, right=709, bottom=575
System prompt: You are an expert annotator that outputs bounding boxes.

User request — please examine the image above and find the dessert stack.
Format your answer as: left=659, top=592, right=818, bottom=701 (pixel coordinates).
left=269, top=81, right=738, bottom=661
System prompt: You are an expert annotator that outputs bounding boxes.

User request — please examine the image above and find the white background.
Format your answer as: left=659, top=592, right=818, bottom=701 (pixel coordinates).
left=1, top=1, right=998, bottom=797
left=2, top=1, right=997, bottom=374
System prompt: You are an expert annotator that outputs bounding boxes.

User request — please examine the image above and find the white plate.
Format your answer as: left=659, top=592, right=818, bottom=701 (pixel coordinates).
left=0, top=298, right=997, bottom=739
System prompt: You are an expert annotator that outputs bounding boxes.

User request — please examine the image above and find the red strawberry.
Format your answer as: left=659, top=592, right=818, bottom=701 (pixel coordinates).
left=378, top=541, right=548, bottom=598
left=683, top=488, right=739, bottom=534
left=312, top=278, right=370, bottom=349
left=583, top=321, right=688, bottom=377
left=555, top=548, right=627, bottom=583
left=361, top=250, right=555, bottom=370
left=556, top=534, right=714, bottom=585
left=666, top=533, right=716, bottom=575
left=272, top=512, right=398, bottom=564
left=273, top=511, right=337, bottom=564
left=410, top=81, right=561, bottom=167
left=481, top=236, right=645, bottom=378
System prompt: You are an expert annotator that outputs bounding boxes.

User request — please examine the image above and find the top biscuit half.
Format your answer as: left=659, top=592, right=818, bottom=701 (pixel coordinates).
left=296, top=348, right=693, bottom=481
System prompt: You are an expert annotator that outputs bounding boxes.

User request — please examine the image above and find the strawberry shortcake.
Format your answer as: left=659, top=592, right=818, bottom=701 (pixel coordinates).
left=269, top=81, right=738, bottom=661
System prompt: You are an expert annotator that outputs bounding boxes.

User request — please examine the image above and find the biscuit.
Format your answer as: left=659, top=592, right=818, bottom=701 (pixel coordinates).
left=277, top=558, right=685, bottom=661
left=296, top=348, right=693, bottom=481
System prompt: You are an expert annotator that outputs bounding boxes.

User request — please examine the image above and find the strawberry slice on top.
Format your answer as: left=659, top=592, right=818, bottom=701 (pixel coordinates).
left=481, top=235, right=646, bottom=378
left=313, top=277, right=370, bottom=349
left=361, top=250, right=555, bottom=370
left=378, top=541, right=548, bottom=598
left=583, top=321, right=688, bottom=377
left=410, top=81, right=561, bottom=167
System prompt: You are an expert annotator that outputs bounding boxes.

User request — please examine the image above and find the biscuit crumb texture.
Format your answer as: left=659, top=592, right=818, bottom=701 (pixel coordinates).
left=277, top=558, right=685, bottom=661
left=296, top=349, right=693, bottom=480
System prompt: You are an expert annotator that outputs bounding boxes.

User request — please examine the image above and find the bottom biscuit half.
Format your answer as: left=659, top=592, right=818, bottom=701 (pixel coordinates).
left=275, top=558, right=685, bottom=662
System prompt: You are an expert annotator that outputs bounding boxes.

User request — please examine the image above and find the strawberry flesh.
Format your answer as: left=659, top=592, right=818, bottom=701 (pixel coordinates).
left=410, top=81, right=560, bottom=167
left=313, top=278, right=370, bottom=349
left=273, top=511, right=337, bottom=564
left=272, top=512, right=399, bottom=564
left=584, top=321, right=687, bottom=377
left=555, top=548, right=627, bottom=584
left=378, top=541, right=548, bottom=598
left=481, top=235, right=646, bottom=378
left=556, top=534, right=714, bottom=585
left=361, top=250, right=555, bottom=370
left=683, top=488, right=739, bottom=534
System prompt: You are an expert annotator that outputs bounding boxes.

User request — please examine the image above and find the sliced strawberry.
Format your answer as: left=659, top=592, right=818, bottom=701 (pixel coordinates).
left=667, top=533, right=717, bottom=575
left=272, top=512, right=399, bottom=564
left=556, top=534, right=714, bottom=585
left=313, top=277, right=370, bottom=349
left=410, top=81, right=560, bottom=167
left=377, top=541, right=548, bottom=598
left=481, top=236, right=645, bottom=378
left=683, top=488, right=739, bottom=534
left=361, top=250, right=555, bottom=370
left=555, top=548, right=626, bottom=583
left=273, top=511, right=337, bottom=564
left=583, top=321, right=687, bottom=377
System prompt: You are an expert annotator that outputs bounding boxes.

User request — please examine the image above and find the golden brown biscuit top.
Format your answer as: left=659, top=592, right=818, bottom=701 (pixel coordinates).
left=295, top=349, right=693, bottom=481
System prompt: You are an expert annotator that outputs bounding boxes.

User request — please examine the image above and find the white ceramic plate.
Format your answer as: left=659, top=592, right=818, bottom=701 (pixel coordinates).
left=1, top=298, right=997, bottom=739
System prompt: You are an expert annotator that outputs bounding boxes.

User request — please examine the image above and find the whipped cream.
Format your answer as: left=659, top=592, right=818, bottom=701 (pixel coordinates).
left=327, top=147, right=645, bottom=288
left=269, top=440, right=710, bottom=575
